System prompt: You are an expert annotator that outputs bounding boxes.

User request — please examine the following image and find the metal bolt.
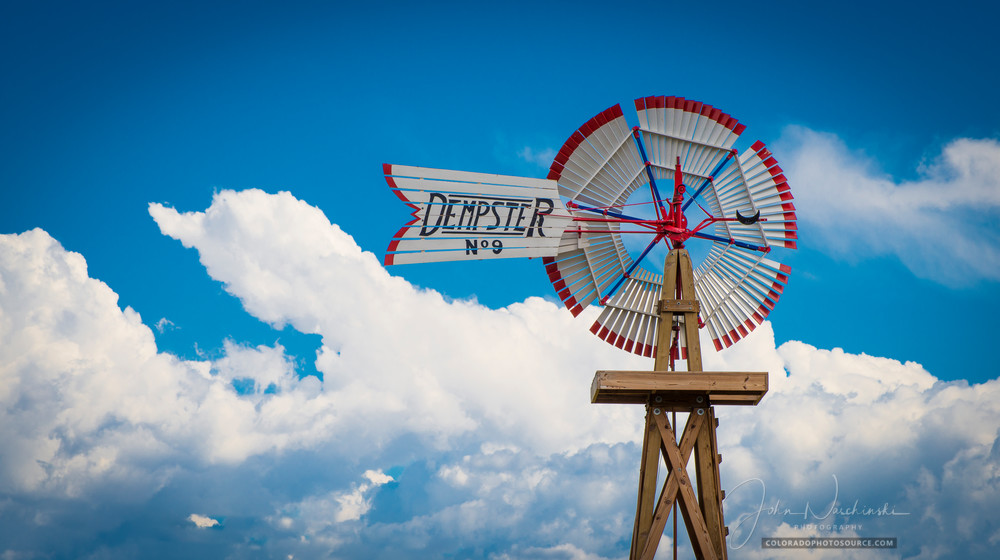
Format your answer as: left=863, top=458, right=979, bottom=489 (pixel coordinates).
left=697, top=408, right=705, bottom=416
left=654, top=395, right=663, bottom=403
left=653, top=408, right=662, bottom=415
left=696, top=395, right=704, bottom=403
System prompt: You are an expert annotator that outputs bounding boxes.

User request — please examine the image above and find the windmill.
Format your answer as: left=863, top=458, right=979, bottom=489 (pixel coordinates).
left=384, top=96, right=796, bottom=559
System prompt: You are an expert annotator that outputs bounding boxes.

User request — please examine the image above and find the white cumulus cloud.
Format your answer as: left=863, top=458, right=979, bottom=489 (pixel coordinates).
left=1, top=182, right=998, bottom=558
left=776, top=127, right=1000, bottom=285
left=188, top=513, right=219, bottom=528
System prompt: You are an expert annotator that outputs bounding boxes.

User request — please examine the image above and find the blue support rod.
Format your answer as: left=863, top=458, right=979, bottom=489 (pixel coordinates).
left=631, top=129, right=666, bottom=217
left=601, top=233, right=664, bottom=303
left=571, top=202, right=648, bottom=223
left=682, top=151, right=735, bottom=211
left=692, top=231, right=767, bottom=252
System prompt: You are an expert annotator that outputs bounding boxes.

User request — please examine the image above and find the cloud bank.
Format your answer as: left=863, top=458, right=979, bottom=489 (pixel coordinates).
left=1, top=183, right=997, bottom=558
left=778, top=128, right=1000, bottom=285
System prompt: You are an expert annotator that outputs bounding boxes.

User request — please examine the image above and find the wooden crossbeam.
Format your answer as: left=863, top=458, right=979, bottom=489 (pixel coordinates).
left=591, top=371, right=767, bottom=406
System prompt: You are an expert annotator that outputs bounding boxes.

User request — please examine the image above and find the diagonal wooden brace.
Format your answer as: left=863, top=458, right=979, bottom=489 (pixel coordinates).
left=634, top=408, right=717, bottom=560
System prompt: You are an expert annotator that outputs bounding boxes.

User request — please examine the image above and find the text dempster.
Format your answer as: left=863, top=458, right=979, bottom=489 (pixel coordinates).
left=419, top=193, right=555, bottom=237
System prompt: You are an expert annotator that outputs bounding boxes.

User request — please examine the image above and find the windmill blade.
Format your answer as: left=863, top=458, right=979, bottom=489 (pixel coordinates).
left=634, top=95, right=745, bottom=191
left=589, top=267, right=662, bottom=357
left=708, top=140, right=798, bottom=250
left=548, top=104, right=644, bottom=209
left=695, top=244, right=791, bottom=350
left=384, top=164, right=572, bottom=265
left=543, top=218, right=633, bottom=316
left=543, top=104, right=641, bottom=315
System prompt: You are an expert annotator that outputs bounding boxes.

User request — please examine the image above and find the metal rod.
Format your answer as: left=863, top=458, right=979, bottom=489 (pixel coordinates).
left=601, top=233, right=664, bottom=304
left=682, top=150, right=735, bottom=211
left=691, top=231, right=769, bottom=253
left=631, top=127, right=667, bottom=219
left=568, top=203, right=652, bottom=224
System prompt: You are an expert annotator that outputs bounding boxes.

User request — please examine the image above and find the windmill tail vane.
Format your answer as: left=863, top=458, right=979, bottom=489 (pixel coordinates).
left=382, top=96, right=797, bottom=355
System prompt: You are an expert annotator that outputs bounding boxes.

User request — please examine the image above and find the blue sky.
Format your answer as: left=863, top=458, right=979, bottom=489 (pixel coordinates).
left=2, top=1, right=999, bottom=559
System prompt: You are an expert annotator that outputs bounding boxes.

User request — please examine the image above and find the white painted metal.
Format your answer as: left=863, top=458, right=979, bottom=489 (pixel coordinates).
left=385, top=165, right=572, bottom=265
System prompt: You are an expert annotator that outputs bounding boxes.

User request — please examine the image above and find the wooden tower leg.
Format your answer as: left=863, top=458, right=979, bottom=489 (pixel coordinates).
left=631, top=409, right=661, bottom=559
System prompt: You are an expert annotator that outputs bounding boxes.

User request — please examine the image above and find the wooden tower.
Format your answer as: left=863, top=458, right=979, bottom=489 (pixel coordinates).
left=591, top=249, right=768, bottom=560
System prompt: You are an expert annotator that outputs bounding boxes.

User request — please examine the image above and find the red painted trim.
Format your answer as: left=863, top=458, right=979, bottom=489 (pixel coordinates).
left=738, top=325, right=748, bottom=337
left=384, top=163, right=424, bottom=266
left=713, top=338, right=723, bottom=351
left=751, top=140, right=765, bottom=152
left=722, top=334, right=733, bottom=347
left=590, top=322, right=601, bottom=335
